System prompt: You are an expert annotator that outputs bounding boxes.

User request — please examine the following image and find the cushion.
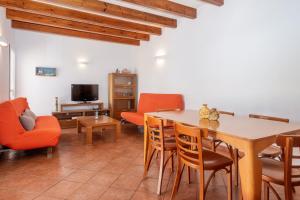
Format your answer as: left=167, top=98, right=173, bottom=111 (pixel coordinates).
left=20, top=114, right=35, bottom=131
left=34, top=116, right=61, bottom=131
left=138, top=93, right=184, bottom=114
left=121, top=112, right=144, bottom=126
left=24, top=109, right=37, bottom=120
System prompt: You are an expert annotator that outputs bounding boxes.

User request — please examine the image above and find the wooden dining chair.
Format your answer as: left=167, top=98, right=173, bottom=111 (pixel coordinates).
left=144, top=116, right=177, bottom=195
left=249, top=114, right=290, bottom=159
left=171, top=122, right=233, bottom=200
left=202, top=111, right=240, bottom=186
left=206, top=111, right=235, bottom=152
left=262, top=135, right=300, bottom=200
left=156, top=108, right=181, bottom=137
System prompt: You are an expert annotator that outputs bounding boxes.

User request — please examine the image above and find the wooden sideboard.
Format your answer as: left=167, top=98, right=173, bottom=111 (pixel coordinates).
left=52, top=102, right=110, bottom=129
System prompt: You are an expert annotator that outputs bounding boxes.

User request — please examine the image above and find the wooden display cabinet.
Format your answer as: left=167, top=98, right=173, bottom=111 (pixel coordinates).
left=108, top=73, right=137, bottom=119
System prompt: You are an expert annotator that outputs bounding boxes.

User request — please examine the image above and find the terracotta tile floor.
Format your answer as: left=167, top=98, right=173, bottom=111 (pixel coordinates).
left=0, top=125, right=299, bottom=200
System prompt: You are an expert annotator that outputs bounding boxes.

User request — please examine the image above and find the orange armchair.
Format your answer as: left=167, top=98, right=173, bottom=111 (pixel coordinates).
left=121, top=93, right=184, bottom=126
left=0, top=98, right=61, bottom=150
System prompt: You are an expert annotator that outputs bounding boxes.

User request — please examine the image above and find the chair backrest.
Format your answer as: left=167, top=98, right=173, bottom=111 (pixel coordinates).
left=219, top=111, right=235, bottom=116
left=276, top=135, right=300, bottom=185
left=249, top=114, right=289, bottom=123
left=174, top=122, right=208, bottom=169
left=146, top=116, right=165, bottom=151
left=138, top=93, right=184, bottom=114
left=249, top=113, right=294, bottom=154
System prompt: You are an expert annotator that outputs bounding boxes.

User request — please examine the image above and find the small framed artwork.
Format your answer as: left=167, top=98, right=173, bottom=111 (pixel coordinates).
left=36, top=67, right=57, bottom=77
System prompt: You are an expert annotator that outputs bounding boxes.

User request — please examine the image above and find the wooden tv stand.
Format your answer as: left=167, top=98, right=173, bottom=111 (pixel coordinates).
left=52, top=102, right=110, bottom=129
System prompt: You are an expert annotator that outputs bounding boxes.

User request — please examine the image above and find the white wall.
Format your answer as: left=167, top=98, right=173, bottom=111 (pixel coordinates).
left=13, top=0, right=300, bottom=121
left=0, top=8, right=12, bottom=102
left=14, top=30, right=138, bottom=115
left=136, top=0, right=300, bottom=122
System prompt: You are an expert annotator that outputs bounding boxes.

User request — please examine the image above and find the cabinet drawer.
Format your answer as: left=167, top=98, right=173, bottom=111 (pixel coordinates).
left=59, top=119, right=77, bottom=129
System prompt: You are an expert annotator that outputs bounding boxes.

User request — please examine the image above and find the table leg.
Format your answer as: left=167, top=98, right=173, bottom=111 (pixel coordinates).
left=115, top=122, right=121, bottom=141
left=86, top=127, right=93, bottom=145
left=144, top=114, right=149, bottom=165
left=237, top=136, right=276, bottom=200
left=239, top=144, right=262, bottom=200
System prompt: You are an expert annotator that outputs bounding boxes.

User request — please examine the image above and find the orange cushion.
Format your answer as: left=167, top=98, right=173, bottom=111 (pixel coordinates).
left=10, top=97, right=29, bottom=117
left=35, top=116, right=61, bottom=131
left=121, top=112, right=144, bottom=126
left=0, top=101, right=25, bottom=146
left=138, top=93, right=184, bottom=114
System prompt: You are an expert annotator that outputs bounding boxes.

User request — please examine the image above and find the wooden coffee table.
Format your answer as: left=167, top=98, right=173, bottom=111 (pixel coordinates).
left=77, top=116, right=121, bottom=145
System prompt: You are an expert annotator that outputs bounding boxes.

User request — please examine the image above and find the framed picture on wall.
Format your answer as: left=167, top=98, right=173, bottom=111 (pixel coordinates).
left=36, top=67, right=57, bottom=77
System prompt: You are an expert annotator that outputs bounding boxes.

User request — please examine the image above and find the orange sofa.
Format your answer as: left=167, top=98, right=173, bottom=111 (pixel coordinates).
left=0, top=98, right=61, bottom=150
left=121, top=93, right=184, bottom=126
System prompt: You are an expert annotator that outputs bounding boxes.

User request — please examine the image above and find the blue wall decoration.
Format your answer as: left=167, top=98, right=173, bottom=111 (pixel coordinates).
left=36, top=67, right=57, bottom=76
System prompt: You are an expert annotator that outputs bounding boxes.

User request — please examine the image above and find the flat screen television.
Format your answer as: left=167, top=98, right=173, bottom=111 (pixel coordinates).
left=71, top=84, right=99, bottom=102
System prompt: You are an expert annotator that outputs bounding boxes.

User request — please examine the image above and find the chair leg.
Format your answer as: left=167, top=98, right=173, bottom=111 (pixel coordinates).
left=233, top=148, right=239, bottom=187
left=187, top=166, right=191, bottom=184
left=156, top=151, right=159, bottom=159
left=239, top=185, right=243, bottom=200
left=171, top=159, right=183, bottom=200
left=263, top=181, right=269, bottom=200
left=285, top=184, right=293, bottom=200
left=199, top=170, right=205, bottom=200
left=144, top=147, right=155, bottom=177
left=177, top=164, right=185, bottom=192
left=267, top=182, right=281, bottom=200
left=227, top=166, right=233, bottom=200
left=170, top=152, right=174, bottom=172
left=157, top=150, right=165, bottom=195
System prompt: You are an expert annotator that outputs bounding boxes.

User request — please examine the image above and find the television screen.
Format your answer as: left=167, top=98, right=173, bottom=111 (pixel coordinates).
left=71, top=84, right=99, bottom=102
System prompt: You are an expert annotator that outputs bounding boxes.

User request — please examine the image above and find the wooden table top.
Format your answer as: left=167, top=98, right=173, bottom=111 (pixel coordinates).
left=78, top=116, right=120, bottom=127
left=147, top=110, right=300, bottom=141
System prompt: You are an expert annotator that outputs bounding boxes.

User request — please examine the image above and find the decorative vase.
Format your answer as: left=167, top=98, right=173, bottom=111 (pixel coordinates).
left=209, top=120, right=220, bottom=130
left=199, top=104, right=210, bottom=119
left=209, top=108, right=220, bottom=121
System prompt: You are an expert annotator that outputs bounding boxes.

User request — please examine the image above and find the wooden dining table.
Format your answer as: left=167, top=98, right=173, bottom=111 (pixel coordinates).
left=144, top=110, right=300, bottom=200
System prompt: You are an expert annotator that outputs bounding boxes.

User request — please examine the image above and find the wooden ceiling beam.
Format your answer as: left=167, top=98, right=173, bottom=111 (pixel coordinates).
left=6, top=9, right=150, bottom=41
left=48, top=0, right=177, bottom=28
left=11, top=20, right=140, bottom=46
left=122, top=0, right=197, bottom=19
left=201, top=0, right=224, bottom=6
left=0, top=0, right=161, bottom=35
